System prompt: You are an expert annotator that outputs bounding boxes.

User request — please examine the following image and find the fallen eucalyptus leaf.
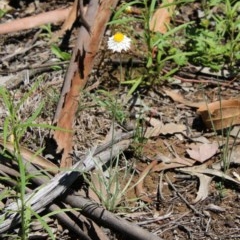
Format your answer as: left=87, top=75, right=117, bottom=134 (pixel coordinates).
left=227, top=145, right=240, bottom=165
left=192, top=173, right=212, bottom=203
left=186, top=142, right=218, bottom=163
left=164, top=89, right=204, bottom=108
left=178, top=164, right=240, bottom=203
left=179, top=164, right=240, bottom=186
left=144, top=118, right=163, bottom=138
left=149, top=0, right=175, bottom=33
left=230, top=126, right=240, bottom=138
left=160, top=123, right=186, bottom=135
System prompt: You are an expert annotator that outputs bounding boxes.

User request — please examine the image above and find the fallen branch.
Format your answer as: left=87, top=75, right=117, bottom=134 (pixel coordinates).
left=0, top=131, right=133, bottom=233
left=0, top=163, right=90, bottom=239
left=0, top=131, right=162, bottom=239
left=66, top=194, right=162, bottom=240
left=0, top=7, right=71, bottom=34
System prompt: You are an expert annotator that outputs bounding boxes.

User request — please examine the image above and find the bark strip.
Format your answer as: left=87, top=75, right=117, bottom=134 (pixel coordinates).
left=53, top=0, right=120, bottom=168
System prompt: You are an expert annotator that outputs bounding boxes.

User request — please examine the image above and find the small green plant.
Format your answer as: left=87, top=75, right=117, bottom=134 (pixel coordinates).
left=92, top=90, right=127, bottom=125
left=40, top=24, right=71, bottom=66
left=108, top=0, right=240, bottom=94
left=40, top=24, right=53, bottom=39
left=0, top=85, right=48, bottom=239
left=84, top=153, right=136, bottom=212
left=0, top=83, right=66, bottom=239
left=109, top=0, right=195, bottom=94
left=50, top=44, right=71, bottom=61
left=215, top=181, right=227, bottom=199
left=0, top=9, right=7, bottom=18
left=186, top=0, right=240, bottom=71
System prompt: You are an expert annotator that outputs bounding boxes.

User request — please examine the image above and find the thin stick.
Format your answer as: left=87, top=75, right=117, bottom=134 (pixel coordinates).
left=165, top=173, right=204, bottom=216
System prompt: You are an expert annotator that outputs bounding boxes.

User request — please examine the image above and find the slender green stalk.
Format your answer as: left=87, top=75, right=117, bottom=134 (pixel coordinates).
left=0, top=85, right=66, bottom=238
left=110, top=53, right=123, bottom=161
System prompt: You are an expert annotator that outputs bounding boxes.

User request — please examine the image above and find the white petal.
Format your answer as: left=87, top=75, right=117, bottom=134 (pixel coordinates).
left=107, top=35, right=131, bottom=53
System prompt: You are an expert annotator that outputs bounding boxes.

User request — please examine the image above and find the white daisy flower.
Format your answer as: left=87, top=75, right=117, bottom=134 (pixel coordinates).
left=107, top=32, right=131, bottom=53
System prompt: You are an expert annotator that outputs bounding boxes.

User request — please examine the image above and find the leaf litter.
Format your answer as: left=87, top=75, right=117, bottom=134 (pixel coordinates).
left=0, top=0, right=240, bottom=239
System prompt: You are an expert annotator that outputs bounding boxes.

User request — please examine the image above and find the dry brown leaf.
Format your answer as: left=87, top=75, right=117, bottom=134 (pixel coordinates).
left=149, top=0, right=175, bottom=33
left=178, top=164, right=240, bottom=203
left=202, top=168, right=240, bottom=185
left=144, top=120, right=186, bottom=138
left=192, top=173, right=212, bottom=203
left=228, top=145, right=240, bottom=165
left=186, top=142, right=218, bottom=163
left=232, top=171, right=240, bottom=181
left=0, top=0, right=13, bottom=12
left=88, top=171, right=102, bottom=204
left=91, top=221, right=109, bottom=240
left=160, top=122, right=186, bottom=135
left=144, top=118, right=163, bottom=138
left=179, top=164, right=240, bottom=191
left=135, top=160, right=158, bottom=203
left=164, top=89, right=205, bottom=108
left=144, top=126, right=161, bottom=138
left=205, top=204, right=226, bottom=213
left=172, top=156, right=195, bottom=166
left=188, top=136, right=210, bottom=144
left=230, top=126, right=240, bottom=138
left=147, top=117, right=163, bottom=128
left=151, top=162, right=182, bottom=172
left=197, top=99, right=240, bottom=130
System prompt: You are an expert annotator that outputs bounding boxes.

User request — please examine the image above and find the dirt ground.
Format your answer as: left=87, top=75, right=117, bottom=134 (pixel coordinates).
left=0, top=0, right=240, bottom=239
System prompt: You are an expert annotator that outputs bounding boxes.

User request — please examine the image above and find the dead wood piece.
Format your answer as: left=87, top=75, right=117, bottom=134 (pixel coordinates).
left=1, top=42, right=41, bottom=62
left=46, top=203, right=92, bottom=240
left=0, top=131, right=133, bottom=233
left=53, top=0, right=120, bottom=168
left=0, top=66, right=64, bottom=90
left=0, top=131, right=162, bottom=239
left=0, top=162, right=91, bottom=239
left=0, top=139, right=59, bottom=174
left=137, top=212, right=172, bottom=226
left=50, top=0, right=79, bottom=42
left=50, top=0, right=89, bottom=42
left=0, top=7, right=71, bottom=35
left=66, top=194, right=163, bottom=240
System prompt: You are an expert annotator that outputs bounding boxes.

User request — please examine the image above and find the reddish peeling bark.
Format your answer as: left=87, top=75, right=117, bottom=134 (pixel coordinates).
left=53, top=0, right=120, bottom=168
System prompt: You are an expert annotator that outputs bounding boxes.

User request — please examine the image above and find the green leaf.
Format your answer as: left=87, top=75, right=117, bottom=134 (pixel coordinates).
left=0, top=9, right=7, bottom=18
left=108, top=17, right=138, bottom=26
left=30, top=209, right=55, bottom=240
left=50, top=44, right=71, bottom=61
left=126, top=77, right=142, bottom=96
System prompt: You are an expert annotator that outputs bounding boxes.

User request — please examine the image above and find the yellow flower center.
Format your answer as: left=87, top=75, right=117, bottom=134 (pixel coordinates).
left=113, top=32, right=125, bottom=43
